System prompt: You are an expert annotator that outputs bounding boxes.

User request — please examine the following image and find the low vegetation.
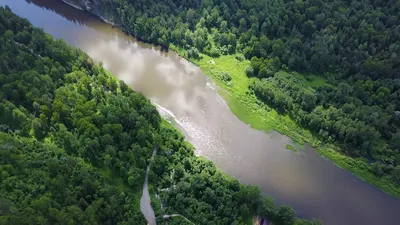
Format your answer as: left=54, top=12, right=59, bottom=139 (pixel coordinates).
left=0, top=6, right=321, bottom=225
left=64, top=0, right=400, bottom=197
left=285, top=144, right=299, bottom=154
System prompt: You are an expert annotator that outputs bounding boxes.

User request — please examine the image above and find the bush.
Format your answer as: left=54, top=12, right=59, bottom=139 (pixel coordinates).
left=259, top=66, right=268, bottom=78
left=245, top=66, right=255, bottom=77
left=219, top=72, right=232, bottom=82
left=187, top=47, right=200, bottom=59
left=235, top=54, right=245, bottom=61
left=371, top=162, right=384, bottom=177
left=277, top=205, right=296, bottom=225
left=220, top=45, right=229, bottom=55
left=392, top=167, right=400, bottom=184
left=209, top=47, right=221, bottom=57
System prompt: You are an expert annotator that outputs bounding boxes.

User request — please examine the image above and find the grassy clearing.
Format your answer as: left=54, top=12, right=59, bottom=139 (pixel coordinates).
left=169, top=46, right=400, bottom=198
left=290, top=71, right=334, bottom=88
left=192, top=53, right=317, bottom=146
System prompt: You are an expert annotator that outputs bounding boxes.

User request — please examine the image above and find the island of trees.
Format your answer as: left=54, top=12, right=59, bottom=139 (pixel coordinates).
left=63, top=0, right=400, bottom=195
left=0, top=6, right=321, bottom=225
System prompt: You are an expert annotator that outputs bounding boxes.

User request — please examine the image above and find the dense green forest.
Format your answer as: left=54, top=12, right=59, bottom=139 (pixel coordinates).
left=0, top=6, right=322, bottom=225
left=64, top=0, right=400, bottom=188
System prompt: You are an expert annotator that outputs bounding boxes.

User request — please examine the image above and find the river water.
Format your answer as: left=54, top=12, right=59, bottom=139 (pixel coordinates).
left=2, top=0, right=400, bottom=224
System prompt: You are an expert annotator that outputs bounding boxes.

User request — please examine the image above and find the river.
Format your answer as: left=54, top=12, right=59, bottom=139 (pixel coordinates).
left=2, top=0, right=399, bottom=224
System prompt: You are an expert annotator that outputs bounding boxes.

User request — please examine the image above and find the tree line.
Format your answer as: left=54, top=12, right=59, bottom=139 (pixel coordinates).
left=66, top=0, right=400, bottom=186
left=0, top=6, right=320, bottom=225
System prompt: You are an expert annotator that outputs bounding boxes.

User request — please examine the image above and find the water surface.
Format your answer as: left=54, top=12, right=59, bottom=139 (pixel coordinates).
left=3, top=1, right=400, bottom=224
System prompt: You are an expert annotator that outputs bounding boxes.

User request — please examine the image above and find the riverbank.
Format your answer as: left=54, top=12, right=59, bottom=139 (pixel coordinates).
left=57, top=0, right=400, bottom=201
left=318, top=146, right=400, bottom=198
left=170, top=45, right=400, bottom=198
left=6, top=1, right=400, bottom=224
left=171, top=46, right=317, bottom=146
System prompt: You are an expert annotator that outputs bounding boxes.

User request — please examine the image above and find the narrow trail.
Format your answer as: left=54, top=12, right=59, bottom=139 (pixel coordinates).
left=155, top=173, right=194, bottom=225
left=140, top=148, right=157, bottom=225
left=163, top=214, right=195, bottom=224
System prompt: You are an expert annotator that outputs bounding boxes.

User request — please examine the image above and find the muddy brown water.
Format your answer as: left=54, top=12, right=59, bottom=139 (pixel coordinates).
left=2, top=0, right=400, bottom=224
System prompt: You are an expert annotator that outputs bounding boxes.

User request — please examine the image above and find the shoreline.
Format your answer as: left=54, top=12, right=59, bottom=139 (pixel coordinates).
left=61, top=0, right=119, bottom=27
left=61, top=0, right=84, bottom=10
left=169, top=49, right=400, bottom=199
left=60, top=0, right=400, bottom=199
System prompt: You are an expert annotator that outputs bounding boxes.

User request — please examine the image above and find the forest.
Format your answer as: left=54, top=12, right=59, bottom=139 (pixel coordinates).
left=64, top=0, right=400, bottom=189
left=0, top=6, right=322, bottom=225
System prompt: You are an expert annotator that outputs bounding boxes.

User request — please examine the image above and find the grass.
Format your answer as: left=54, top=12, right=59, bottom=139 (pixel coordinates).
left=191, top=53, right=317, bottom=146
left=318, top=146, right=400, bottom=198
left=290, top=71, right=334, bottom=88
left=149, top=184, right=165, bottom=224
left=169, top=45, right=400, bottom=199
left=285, top=144, right=300, bottom=155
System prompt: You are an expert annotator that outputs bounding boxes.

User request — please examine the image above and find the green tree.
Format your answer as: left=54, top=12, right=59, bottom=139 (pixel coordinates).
left=277, top=205, right=296, bottom=225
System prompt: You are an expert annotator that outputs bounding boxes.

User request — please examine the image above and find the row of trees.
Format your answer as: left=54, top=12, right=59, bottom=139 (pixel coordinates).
left=68, top=0, right=400, bottom=77
left=0, top=6, right=320, bottom=225
left=151, top=125, right=322, bottom=225
left=250, top=70, right=400, bottom=182
left=0, top=6, right=153, bottom=224
left=64, top=0, right=400, bottom=182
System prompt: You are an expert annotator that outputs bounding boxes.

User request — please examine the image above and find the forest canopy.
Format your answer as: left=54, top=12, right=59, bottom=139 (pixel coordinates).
left=67, top=0, right=400, bottom=186
left=0, top=6, right=321, bottom=225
